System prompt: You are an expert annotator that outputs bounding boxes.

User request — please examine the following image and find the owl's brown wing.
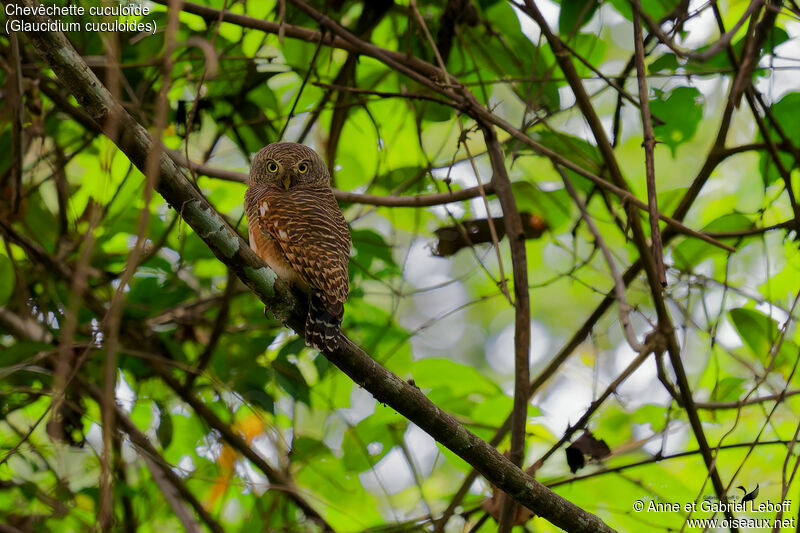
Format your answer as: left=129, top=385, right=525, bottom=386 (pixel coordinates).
left=264, top=188, right=350, bottom=302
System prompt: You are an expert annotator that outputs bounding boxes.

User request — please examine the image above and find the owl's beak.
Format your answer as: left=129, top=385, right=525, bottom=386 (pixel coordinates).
left=282, top=176, right=292, bottom=191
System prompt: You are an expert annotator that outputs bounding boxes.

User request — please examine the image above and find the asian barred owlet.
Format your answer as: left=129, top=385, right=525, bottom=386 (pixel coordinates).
left=245, top=142, right=351, bottom=351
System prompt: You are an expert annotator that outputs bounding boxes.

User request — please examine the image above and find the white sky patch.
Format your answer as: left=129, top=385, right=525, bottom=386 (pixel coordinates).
left=250, top=433, right=282, bottom=469
left=468, top=196, right=502, bottom=221
left=588, top=1, right=626, bottom=36
left=470, top=475, right=487, bottom=495
left=431, top=159, right=477, bottom=188
left=409, top=312, right=469, bottom=354
left=680, top=0, right=717, bottom=48
left=85, top=423, right=103, bottom=454
left=196, top=432, right=222, bottom=464
left=171, top=403, right=191, bottom=417
left=613, top=345, right=671, bottom=409
left=358, top=423, right=437, bottom=496
left=412, top=276, right=469, bottom=320
left=116, top=371, right=136, bottom=413
left=640, top=422, right=688, bottom=457
left=402, top=239, right=453, bottom=287
left=485, top=321, right=551, bottom=375
left=560, top=113, right=596, bottom=144
left=120, top=437, right=137, bottom=463
left=239, top=456, right=270, bottom=495
left=359, top=446, right=414, bottom=495
left=222, top=497, right=245, bottom=524
left=367, top=441, right=384, bottom=456
left=176, top=455, right=195, bottom=477
left=511, top=3, right=540, bottom=43
left=512, top=0, right=559, bottom=43
left=427, top=202, right=465, bottom=222
left=207, top=134, right=249, bottom=172
left=404, top=424, right=438, bottom=473
left=756, top=20, right=800, bottom=102
left=754, top=301, right=791, bottom=328
left=715, top=316, right=745, bottom=351
left=536, top=372, right=595, bottom=436
left=338, top=386, right=377, bottom=426
left=558, top=85, right=576, bottom=109
left=322, top=414, right=347, bottom=454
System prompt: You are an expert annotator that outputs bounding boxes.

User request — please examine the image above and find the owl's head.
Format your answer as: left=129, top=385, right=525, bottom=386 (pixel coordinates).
left=249, top=142, right=330, bottom=190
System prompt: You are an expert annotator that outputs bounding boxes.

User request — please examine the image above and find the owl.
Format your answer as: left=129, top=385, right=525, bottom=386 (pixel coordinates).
left=244, top=142, right=351, bottom=351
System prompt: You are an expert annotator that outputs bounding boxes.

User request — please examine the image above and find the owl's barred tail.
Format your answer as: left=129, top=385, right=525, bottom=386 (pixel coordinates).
left=305, top=293, right=342, bottom=352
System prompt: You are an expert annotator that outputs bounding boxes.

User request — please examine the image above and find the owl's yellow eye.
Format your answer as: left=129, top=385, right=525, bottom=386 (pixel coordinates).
left=266, top=161, right=279, bottom=173
left=297, top=162, right=309, bottom=174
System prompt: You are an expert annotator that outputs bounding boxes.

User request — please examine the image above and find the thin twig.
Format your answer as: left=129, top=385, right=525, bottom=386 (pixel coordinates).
left=76, top=377, right=223, bottom=533
left=183, top=270, right=238, bottom=390
left=529, top=335, right=657, bottom=474
left=279, top=34, right=324, bottom=140
left=557, top=164, right=643, bottom=352
left=633, top=0, right=763, bottom=62
left=459, top=121, right=512, bottom=304
left=632, top=0, right=666, bottom=286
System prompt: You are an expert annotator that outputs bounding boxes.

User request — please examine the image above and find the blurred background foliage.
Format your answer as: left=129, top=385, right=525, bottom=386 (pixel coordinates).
left=1, top=0, right=800, bottom=531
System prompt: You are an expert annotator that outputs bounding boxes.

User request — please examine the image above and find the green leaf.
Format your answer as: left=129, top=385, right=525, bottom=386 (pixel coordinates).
left=711, top=377, right=747, bottom=402
left=0, top=253, right=15, bottom=306
left=512, top=181, right=571, bottom=234
left=411, top=358, right=500, bottom=396
left=0, top=342, right=51, bottom=367
left=528, top=131, right=604, bottom=180
left=558, top=0, right=599, bottom=37
left=342, top=407, right=405, bottom=472
left=607, top=0, right=677, bottom=22
left=760, top=93, right=800, bottom=185
left=291, top=436, right=331, bottom=463
left=312, top=353, right=332, bottom=380
left=632, top=404, right=668, bottom=430
left=673, top=214, right=751, bottom=270
left=235, top=366, right=276, bottom=414
left=273, top=339, right=311, bottom=405
left=651, top=87, right=703, bottom=155
left=163, top=412, right=206, bottom=464
left=156, top=401, right=174, bottom=449
left=728, top=308, right=779, bottom=359
left=351, top=229, right=397, bottom=277
left=648, top=54, right=680, bottom=74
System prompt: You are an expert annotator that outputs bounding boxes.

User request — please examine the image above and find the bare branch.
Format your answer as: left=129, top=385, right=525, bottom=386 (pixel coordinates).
left=482, top=126, right=530, bottom=532
left=632, top=0, right=666, bottom=286
left=634, top=0, right=763, bottom=62
left=557, top=164, right=643, bottom=352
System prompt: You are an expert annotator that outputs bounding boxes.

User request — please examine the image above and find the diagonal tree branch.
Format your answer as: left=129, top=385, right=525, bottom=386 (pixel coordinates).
left=10, top=3, right=614, bottom=531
